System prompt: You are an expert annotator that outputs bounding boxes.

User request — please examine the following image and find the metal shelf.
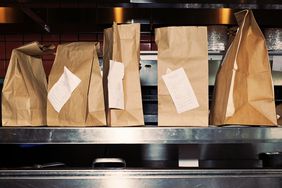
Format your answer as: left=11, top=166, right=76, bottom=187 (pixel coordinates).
left=0, top=126, right=282, bottom=144
left=0, top=169, right=282, bottom=188
left=1, top=1, right=282, bottom=10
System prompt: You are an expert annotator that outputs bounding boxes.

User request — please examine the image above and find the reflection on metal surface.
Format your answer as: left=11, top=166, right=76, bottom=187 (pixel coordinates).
left=179, top=159, right=199, bottom=167
left=141, top=144, right=178, bottom=168
left=114, top=7, right=124, bottom=23
left=93, top=158, right=126, bottom=168
left=209, top=60, right=221, bottom=86
left=1, top=1, right=282, bottom=9
left=140, top=60, right=157, bottom=86
left=140, top=52, right=158, bottom=86
left=209, top=53, right=282, bottom=86
left=140, top=52, right=282, bottom=86
left=1, top=169, right=282, bottom=188
left=130, top=0, right=153, bottom=3
left=1, top=127, right=282, bottom=144
left=144, top=115, right=157, bottom=123
left=272, top=71, right=282, bottom=86
left=200, top=143, right=262, bottom=168
left=264, top=28, right=282, bottom=51
left=208, top=26, right=228, bottom=51
left=104, top=178, right=135, bottom=188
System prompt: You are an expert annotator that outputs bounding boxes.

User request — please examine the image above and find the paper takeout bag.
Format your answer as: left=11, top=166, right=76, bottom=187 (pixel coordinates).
left=2, top=42, right=49, bottom=126
left=47, top=42, right=106, bottom=126
left=155, top=26, right=209, bottom=126
left=103, top=23, right=144, bottom=126
left=277, top=104, right=282, bottom=125
left=210, top=10, right=277, bottom=126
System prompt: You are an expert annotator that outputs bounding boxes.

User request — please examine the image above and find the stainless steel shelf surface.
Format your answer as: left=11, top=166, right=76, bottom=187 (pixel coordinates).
left=1, top=127, right=282, bottom=144
left=0, top=169, right=282, bottom=188
left=2, top=1, right=282, bottom=10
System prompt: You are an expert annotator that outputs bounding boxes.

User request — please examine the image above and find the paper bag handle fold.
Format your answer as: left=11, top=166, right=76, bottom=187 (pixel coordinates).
left=17, top=41, right=55, bottom=57
left=234, top=10, right=249, bottom=26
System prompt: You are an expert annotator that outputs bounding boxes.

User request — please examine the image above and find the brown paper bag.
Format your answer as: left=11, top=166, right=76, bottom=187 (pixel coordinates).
left=103, top=23, right=144, bottom=126
left=47, top=42, right=106, bottom=126
left=156, top=26, right=209, bottom=126
left=210, top=10, right=277, bottom=126
left=277, top=104, right=282, bottom=125
left=2, top=42, right=49, bottom=126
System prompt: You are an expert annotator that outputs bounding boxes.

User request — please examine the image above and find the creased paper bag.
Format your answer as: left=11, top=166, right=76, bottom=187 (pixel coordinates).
left=276, top=104, right=282, bottom=125
left=103, top=23, right=144, bottom=126
left=210, top=10, right=277, bottom=126
left=2, top=42, right=50, bottom=126
left=155, top=26, right=209, bottom=126
left=47, top=42, right=106, bottom=126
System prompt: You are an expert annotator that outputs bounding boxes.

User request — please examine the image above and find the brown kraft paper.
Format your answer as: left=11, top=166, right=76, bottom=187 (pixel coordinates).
left=210, top=10, right=277, bottom=126
left=2, top=42, right=49, bottom=126
left=276, top=104, right=282, bottom=125
left=47, top=42, right=106, bottom=126
left=103, top=23, right=144, bottom=126
left=155, top=26, right=209, bottom=126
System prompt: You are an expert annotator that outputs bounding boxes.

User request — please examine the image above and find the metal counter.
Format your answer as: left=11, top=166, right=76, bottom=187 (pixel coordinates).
left=0, top=127, right=282, bottom=144
left=0, top=169, right=282, bottom=188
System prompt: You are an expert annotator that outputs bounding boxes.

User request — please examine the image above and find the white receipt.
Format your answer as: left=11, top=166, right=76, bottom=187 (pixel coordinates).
left=162, top=67, right=199, bottom=113
left=48, top=66, right=81, bottom=112
left=108, top=60, right=125, bottom=109
left=273, top=56, right=282, bottom=72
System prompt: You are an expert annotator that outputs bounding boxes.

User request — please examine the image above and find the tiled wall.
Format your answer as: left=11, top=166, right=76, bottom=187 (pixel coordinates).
left=0, top=32, right=155, bottom=77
